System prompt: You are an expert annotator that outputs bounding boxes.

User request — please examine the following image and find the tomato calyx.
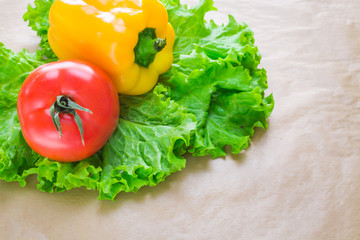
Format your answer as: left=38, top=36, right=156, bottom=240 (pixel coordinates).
left=49, top=95, right=93, bottom=145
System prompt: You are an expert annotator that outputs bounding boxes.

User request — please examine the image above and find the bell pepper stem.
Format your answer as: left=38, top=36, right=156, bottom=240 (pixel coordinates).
left=154, top=38, right=167, bottom=52
left=134, top=28, right=167, bottom=68
left=50, top=95, right=92, bottom=146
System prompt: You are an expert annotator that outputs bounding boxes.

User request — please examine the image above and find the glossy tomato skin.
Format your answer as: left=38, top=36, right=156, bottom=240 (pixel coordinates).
left=17, top=60, right=119, bottom=162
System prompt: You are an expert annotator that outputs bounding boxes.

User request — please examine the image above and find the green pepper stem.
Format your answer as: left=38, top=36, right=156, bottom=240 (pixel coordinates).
left=50, top=95, right=92, bottom=146
left=134, top=28, right=167, bottom=68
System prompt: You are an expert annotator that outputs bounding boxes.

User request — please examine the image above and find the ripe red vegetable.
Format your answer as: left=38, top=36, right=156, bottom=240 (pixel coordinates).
left=17, top=60, right=120, bottom=162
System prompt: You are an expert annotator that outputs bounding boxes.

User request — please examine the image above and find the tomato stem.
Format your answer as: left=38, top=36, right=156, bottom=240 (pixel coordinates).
left=50, top=95, right=92, bottom=146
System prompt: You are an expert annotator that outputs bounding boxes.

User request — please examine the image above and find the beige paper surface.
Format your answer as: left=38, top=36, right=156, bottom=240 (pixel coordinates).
left=0, top=0, right=359, bottom=239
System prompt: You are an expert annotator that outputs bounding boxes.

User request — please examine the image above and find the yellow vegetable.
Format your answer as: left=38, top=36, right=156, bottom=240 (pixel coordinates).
left=48, top=0, right=175, bottom=95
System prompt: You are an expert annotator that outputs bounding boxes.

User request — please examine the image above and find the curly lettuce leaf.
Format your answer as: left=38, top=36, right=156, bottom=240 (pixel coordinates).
left=160, top=0, right=274, bottom=157
left=163, top=48, right=274, bottom=157
left=99, top=86, right=196, bottom=200
left=161, top=0, right=215, bottom=61
left=0, top=44, right=40, bottom=187
left=23, top=0, right=57, bottom=61
left=162, top=0, right=261, bottom=70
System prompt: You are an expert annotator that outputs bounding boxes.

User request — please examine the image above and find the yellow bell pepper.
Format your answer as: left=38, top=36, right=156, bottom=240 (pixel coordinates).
left=48, top=0, right=175, bottom=95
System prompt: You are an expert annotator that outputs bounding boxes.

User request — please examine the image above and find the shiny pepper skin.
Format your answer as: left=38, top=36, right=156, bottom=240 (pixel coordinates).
left=48, top=0, right=175, bottom=95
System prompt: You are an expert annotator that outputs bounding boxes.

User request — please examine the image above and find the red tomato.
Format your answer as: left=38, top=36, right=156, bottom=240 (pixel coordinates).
left=17, top=60, right=120, bottom=162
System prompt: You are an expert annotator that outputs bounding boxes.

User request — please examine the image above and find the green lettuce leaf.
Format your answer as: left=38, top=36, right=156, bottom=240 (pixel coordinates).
left=23, top=0, right=57, bottom=61
left=162, top=0, right=261, bottom=70
left=99, top=86, right=196, bottom=200
left=161, top=0, right=274, bottom=157
left=163, top=48, right=274, bottom=157
left=0, top=43, right=40, bottom=187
